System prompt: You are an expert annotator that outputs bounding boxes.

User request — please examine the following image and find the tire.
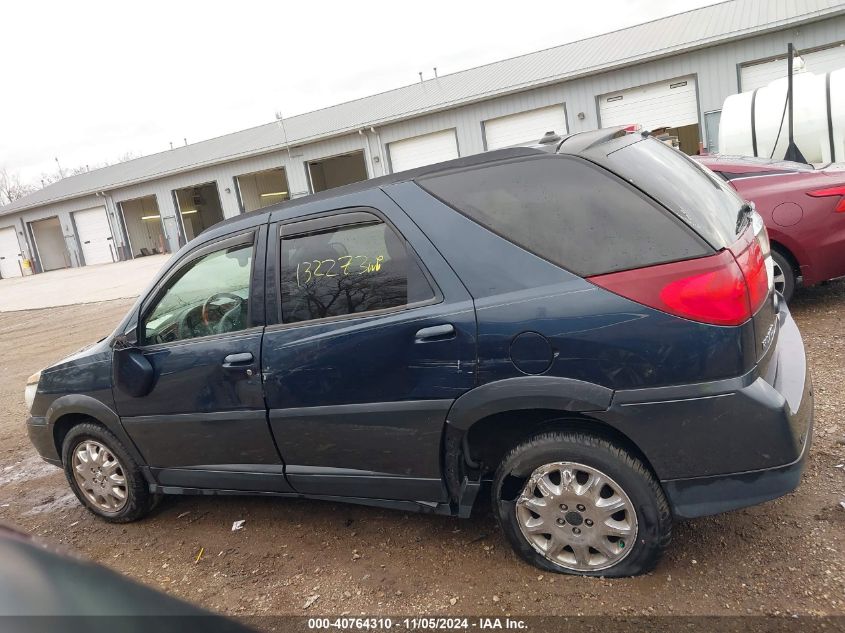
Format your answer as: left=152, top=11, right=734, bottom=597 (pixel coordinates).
left=62, top=422, right=156, bottom=523
left=772, top=250, right=795, bottom=302
left=492, top=430, right=671, bottom=577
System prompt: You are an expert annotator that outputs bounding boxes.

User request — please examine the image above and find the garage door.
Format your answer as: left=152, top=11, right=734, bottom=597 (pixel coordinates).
left=484, top=105, right=568, bottom=150
left=0, top=227, right=22, bottom=279
left=741, top=44, right=845, bottom=91
left=389, top=129, right=459, bottom=173
left=74, top=206, right=114, bottom=266
left=599, top=76, right=699, bottom=131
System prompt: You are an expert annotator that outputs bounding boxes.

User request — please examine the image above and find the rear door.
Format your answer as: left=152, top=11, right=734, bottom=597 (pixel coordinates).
left=263, top=189, right=476, bottom=503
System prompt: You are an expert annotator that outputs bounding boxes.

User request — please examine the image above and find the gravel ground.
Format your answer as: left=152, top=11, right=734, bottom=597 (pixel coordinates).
left=0, top=284, right=842, bottom=619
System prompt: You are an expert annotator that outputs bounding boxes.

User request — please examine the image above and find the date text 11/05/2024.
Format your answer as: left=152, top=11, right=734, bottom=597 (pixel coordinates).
left=307, top=617, right=528, bottom=630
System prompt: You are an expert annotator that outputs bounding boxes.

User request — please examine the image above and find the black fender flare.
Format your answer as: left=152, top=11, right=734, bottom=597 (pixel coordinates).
left=45, top=394, right=147, bottom=468
left=442, top=376, right=613, bottom=502
left=446, top=376, right=613, bottom=433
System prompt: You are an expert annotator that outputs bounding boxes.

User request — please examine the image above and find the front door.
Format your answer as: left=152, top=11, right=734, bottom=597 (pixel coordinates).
left=114, top=227, right=290, bottom=492
left=262, top=193, right=476, bottom=503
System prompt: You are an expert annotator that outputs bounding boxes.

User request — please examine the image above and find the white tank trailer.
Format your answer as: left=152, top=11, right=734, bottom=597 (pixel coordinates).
left=719, top=69, right=845, bottom=163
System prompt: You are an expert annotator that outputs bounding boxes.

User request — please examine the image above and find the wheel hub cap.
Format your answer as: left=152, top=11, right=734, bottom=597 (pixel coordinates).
left=515, top=461, right=638, bottom=572
left=564, top=511, right=583, bottom=525
left=71, top=440, right=128, bottom=514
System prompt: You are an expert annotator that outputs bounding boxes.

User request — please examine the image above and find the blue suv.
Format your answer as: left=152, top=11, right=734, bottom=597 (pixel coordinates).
left=24, top=128, right=813, bottom=577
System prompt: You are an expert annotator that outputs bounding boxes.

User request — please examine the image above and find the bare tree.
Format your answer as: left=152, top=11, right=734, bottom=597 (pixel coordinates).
left=0, top=167, right=36, bottom=205
left=116, top=150, right=139, bottom=163
left=5, top=149, right=141, bottom=198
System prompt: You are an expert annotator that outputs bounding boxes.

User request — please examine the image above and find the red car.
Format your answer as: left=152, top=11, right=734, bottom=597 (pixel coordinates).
left=695, top=155, right=845, bottom=300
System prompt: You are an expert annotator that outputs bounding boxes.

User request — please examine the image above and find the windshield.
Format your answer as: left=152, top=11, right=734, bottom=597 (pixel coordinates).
left=605, top=138, right=747, bottom=248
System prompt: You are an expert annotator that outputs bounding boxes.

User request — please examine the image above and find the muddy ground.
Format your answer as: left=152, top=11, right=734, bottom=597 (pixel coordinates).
left=0, top=285, right=843, bottom=619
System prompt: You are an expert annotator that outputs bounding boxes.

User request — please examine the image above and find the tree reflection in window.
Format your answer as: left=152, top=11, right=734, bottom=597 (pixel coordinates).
left=280, top=221, right=433, bottom=324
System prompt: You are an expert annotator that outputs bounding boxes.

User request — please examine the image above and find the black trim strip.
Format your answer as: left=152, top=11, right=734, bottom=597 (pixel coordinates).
left=826, top=72, right=836, bottom=162
left=280, top=210, right=379, bottom=239
left=751, top=88, right=759, bottom=157
left=271, top=399, right=452, bottom=420
left=123, top=409, right=267, bottom=425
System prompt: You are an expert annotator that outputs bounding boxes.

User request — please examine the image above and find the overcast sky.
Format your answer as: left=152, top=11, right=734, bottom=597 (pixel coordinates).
left=1, top=0, right=722, bottom=185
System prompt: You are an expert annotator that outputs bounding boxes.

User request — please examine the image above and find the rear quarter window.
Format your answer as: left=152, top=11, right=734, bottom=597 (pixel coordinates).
left=417, top=155, right=709, bottom=277
left=604, top=139, right=748, bottom=247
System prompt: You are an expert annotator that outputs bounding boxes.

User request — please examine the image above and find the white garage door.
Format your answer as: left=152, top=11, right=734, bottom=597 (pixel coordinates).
left=389, top=129, right=459, bottom=173
left=741, top=44, right=845, bottom=91
left=0, top=227, right=22, bottom=279
left=484, top=105, right=568, bottom=150
left=74, top=206, right=114, bottom=266
left=599, top=76, right=699, bottom=131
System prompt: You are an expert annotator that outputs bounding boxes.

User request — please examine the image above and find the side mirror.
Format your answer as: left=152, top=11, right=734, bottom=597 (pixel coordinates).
left=112, top=347, right=155, bottom=398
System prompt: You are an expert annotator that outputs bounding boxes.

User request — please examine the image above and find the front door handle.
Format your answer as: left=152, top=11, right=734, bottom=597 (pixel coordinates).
left=222, top=352, right=254, bottom=367
left=414, top=324, right=455, bottom=341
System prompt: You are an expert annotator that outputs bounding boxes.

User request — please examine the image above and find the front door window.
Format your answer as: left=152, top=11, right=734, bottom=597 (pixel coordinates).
left=142, top=241, right=253, bottom=344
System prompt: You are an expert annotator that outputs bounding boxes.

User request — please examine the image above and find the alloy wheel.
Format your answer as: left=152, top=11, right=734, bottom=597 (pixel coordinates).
left=772, top=260, right=786, bottom=295
left=71, top=440, right=128, bottom=513
left=515, top=461, right=638, bottom=572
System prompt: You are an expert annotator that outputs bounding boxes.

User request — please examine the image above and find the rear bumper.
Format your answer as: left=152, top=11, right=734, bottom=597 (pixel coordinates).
left=663, top=411, right=811, bottom=519
left=593, top=300, right=813, bottom=519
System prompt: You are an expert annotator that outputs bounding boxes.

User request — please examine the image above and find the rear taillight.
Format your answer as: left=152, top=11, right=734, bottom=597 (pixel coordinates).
left=807, top=185, right=845, bottom=212
left=588, top=216, right=772, bottom=326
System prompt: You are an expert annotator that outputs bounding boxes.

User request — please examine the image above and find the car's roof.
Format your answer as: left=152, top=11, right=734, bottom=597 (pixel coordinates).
left=200, top=126, right=636, bottom=242
left=206, top=145, right=548, bottom=237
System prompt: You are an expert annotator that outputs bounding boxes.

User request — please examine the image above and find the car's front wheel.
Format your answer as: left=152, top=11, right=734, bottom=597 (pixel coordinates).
left=493, top=430, right=671, bottom=577
left=62, top=422, right=156, bottom=523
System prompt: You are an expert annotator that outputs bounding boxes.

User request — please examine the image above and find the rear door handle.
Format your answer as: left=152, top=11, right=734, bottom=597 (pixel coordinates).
left=222, top=352, right=254, bottom=367
left=414, top=324, right=455, bottom=341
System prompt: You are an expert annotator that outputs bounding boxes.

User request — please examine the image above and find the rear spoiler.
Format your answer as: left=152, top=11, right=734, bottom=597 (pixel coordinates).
left=556, top=126, right=640, bottom=154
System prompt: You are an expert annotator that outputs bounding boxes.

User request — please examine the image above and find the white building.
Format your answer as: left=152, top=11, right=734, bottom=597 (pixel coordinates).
left=1, top=0, right=844, bottom=277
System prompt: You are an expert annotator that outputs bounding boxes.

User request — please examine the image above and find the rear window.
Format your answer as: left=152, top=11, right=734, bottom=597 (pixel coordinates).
left=417, top=155, right=708, bottom=277
left=604, top=139, right=747, bottom=247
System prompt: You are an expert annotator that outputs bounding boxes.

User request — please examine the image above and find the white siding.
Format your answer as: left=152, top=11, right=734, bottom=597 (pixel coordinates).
left=483, top=105, right=568, bottom=149
left=74, top=206, right=115, bottom=265
left=740, top=42, right=845, bottom=90
left=599, top=76, right=698, bottom=129
left=388, top=130, right=459, bottom=172
left=0, top=227, right=22, bottom=278
left=3, top=14, right=845, bottom=261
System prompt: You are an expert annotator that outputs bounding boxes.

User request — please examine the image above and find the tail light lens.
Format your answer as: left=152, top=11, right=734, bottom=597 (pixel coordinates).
left=588, top=212, right=772, bottom=326
left=807, top=185, right=845, bottom=212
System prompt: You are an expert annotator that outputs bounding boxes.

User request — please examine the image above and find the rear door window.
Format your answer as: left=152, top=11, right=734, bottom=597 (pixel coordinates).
left=417, top=155, right=709, bottom=277
left=280, top=214, right=435, bottom=324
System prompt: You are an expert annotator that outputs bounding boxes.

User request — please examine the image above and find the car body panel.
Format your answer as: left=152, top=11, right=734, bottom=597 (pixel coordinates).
left=261, top=188, right=476, bottom=503
left=111, top=225, right=286, bottom=487
left=24, top=133, right=813, bottom=524
left=385, top=180, right=754, bottom=391
left=695, top=155, right=845, bottom=286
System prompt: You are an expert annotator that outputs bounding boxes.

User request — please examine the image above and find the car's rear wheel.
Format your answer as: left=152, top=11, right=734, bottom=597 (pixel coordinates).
left=772, top=250, right=795, bottom=302
left=62, top=422, right=156, bottom=523
left=493, top=430, right=671, bottom=577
